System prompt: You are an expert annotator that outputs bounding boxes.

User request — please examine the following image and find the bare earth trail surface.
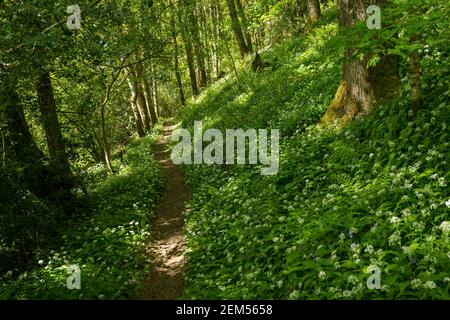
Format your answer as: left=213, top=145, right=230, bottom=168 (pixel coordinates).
left=138, top=124, right=190, bottom=299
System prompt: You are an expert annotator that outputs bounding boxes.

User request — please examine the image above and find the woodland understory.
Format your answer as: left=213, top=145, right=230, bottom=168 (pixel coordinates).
left=0, top=0, right=449, bottom=299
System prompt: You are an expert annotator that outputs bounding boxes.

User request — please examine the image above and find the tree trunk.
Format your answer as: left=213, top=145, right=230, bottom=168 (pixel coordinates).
left=218, top=7, right=242, bottom=89
left=36, top=71, right=71, bottom=170
left=408, top=44, right=422, bottom=118
left=128, top=65, right=151, bottom=131
left=137, top=88, right=151, bottom=131
left=322, top=0, right=399, bottom=125
left=177, top=2, right=200, bottom=97
left=1, top=84, right=44, bottom=163
left=190, top=6, right=208, bottom=88
left=150, top=61, right=160, bottom=118
left=225, top=0, right=249, bottom=58
left=170, top=2, right=186, bottom=105
left=142, top=77, right=158, bottom=125
left=136, top=61, right=157, bottom=125
left=235, top=0, right=253, bottom=53
left=100, top=102, right=114, bottom=174
left=88, top=128, right=105, bottom=163
left=197, top=0, right=211, bottom=85
left=5, top=76, right=75, bottom=212
left=307, top=0, right=321, bottom=22
left=126, top=68, right=146, bottom=137
left=210, top=0, right=221, bottom=79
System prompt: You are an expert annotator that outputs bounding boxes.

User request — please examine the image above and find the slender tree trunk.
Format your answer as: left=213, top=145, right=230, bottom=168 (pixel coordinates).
left=190, top=6, right=208, bottom=88
left=225, top=0, right=249, bottom=58
left=177, top=2, right=199, bottom=97
left=210, top=0, right=221, bottom=79
left=198, top=0, right=212, bottom=83
left=170, top=2, right=186, bottom=105
left=408, top=38, right=422, bottom=117
left=136, top=61, right=157, bottom=125
left=100, top=102, right=114, bottom=174
left=1, top=128, right=5, bottom=167
left=307, top=0, right=321, bottom=22
left=126, top=68, right=146, bottom=137
left=142, top=77, right=158, bottom=124
left=128, top=65, right=151, bottom=131
left=235, top=0, right=253, bottom=52
left=150, top=61, right=160, bottom=117
left=218, top=8, right=241, bottom=89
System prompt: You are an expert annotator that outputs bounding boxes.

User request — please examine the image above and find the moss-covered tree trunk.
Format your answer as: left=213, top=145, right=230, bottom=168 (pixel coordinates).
left=322, top=0, right=399, bottom=125
left=307, top=0, right=321, bottom=22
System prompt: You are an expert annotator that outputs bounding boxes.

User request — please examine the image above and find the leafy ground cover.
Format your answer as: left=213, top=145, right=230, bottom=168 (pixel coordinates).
left=0, top=130, right=163, bottom=299
left=178, top=7, right=450, bottom=299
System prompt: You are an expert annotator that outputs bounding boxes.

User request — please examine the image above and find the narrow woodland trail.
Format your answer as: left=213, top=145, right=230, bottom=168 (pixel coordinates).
left=138, top=124, right=190, bottom=299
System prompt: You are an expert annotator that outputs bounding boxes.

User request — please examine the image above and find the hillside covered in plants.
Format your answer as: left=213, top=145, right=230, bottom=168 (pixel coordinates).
left=0, top=0, right=449, bottom=301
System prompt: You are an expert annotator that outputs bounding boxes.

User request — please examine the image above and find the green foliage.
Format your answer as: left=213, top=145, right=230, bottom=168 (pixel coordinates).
left=0, top=134, right=163, bottom=299
left=178, top=7, right=450, bottom=299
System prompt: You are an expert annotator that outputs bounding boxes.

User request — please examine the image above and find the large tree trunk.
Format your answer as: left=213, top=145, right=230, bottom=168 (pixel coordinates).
left=142, top=77, right=158, bottom=124
left=137, top=86, right=151, bottom=131
left=36, top=71, right=71, bottom=170
left=322, top=0, right=399, bottom=125
left=2, top=78, right=74, bottom=212
left=225, top=0, right=249, bottom=58
left=307, top=0, right=321, bottom=22
left=218, top=5, right=242, bottom=89
left=36, top=71, right=76, bottom=209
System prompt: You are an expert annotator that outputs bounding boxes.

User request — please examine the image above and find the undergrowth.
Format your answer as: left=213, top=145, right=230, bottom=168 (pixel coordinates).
left=179, top=7, right=450, bottom=299
left=0, top=130, right=163, bottom=299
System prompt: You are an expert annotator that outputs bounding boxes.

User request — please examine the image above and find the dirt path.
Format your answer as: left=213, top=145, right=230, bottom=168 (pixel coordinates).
left=138, top=124, right=189, bottom=299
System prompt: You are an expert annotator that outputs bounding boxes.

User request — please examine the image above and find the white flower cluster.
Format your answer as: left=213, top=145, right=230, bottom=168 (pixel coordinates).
left=439, top=221, right=450, bottom=235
